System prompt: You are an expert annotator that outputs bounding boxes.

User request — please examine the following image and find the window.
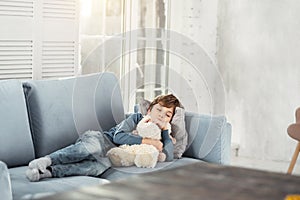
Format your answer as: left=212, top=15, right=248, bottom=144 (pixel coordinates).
left=80, top=0, right=171, bottom=112
left=80, top=0, right=123, bottom=77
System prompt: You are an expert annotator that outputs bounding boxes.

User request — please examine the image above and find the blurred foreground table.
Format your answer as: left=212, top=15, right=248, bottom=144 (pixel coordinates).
left=40, top=162, right=300, bottom=200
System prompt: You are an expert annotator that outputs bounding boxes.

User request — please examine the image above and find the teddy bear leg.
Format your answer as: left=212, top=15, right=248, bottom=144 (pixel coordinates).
left=106, top=146, right=135, bottom=167
left=134, top=144, right=159, bottom=168
left=134, top=153, right=158, bottom=168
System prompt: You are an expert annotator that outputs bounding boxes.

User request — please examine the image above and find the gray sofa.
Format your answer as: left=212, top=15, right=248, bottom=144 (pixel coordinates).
left=0, top=72, right=231, bottom=200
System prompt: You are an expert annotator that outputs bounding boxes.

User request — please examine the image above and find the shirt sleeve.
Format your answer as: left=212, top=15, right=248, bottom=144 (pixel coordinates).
left=161, top=130, right=174, bottom=161
left=112, top=113, right=143, bottom=145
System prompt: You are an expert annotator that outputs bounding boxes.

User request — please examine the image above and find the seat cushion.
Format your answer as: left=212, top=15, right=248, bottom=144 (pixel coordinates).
left=101, top=157, right=201, bottom=181
left=0, top=80, right=34, bottom=167
left=9, top=166, right=110, bottom=200
left=23, top=73, right=125, bottom=157
left=0, top=161, right=12, bottom=200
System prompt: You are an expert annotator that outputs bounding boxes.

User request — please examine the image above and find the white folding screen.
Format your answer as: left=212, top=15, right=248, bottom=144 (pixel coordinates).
left=41, top=0, right=79, bottom=79
left=0, top=0, right=79, bottom=80
left=0, top=0, right=34, bottom=79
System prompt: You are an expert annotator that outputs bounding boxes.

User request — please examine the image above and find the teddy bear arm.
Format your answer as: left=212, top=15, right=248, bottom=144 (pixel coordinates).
left=158, top=152, right=166, bottom=162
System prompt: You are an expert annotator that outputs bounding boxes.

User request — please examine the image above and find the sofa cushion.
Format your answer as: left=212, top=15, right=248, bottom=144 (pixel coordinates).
left=0, top=161, right=12, bottom=200
left=23, top=72, right=125, bottom=157
left=0, top=80, right=35, bottom=167
left=9, top=166, right=110, bottom=200
left=183, top=112, right=230, bottom=164
left=101, top=157, right=201, bottom=181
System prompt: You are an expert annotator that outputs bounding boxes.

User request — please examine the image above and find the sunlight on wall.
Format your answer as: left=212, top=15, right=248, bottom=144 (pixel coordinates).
left=80, top=0, right=92, bottom=17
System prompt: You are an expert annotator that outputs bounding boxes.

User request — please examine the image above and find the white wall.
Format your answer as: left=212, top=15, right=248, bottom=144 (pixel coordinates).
left=217, top=0, right=300, bottom=162
left=170, top=0, right=300, bottom=164
left=169, top=0, right=220, bottom=114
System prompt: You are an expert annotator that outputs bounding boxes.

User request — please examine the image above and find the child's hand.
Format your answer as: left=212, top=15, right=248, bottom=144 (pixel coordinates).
left=153, top=119, right=168, bottom=131
left=142, top=115, right=168, bottom=130
left=132, top=130, right=138, bottom=135
left=170, top=135, right=176, bottom=144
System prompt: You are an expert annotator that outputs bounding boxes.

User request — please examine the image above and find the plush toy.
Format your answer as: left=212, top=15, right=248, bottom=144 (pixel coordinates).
left=106, top=116, right=174, bottom=168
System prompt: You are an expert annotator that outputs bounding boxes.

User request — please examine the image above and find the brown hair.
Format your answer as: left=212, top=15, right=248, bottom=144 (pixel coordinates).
left=148, top=94, right=182, bottom=118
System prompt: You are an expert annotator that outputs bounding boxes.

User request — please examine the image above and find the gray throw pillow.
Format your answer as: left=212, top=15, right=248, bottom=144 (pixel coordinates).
left=138, top=99, right=151, bottom=116
left=137, top=99, right=188, bottom=158
left=170, top=107, right=188, bottom=158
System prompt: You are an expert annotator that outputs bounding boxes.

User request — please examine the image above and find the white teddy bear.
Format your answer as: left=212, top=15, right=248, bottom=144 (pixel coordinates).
left=106, top=115, right=175, bottom=168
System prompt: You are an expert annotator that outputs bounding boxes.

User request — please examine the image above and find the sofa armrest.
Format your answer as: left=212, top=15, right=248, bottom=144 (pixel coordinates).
left=0, top=160, right=12, bottom=200
left=183, top=112, right=232, bottom=165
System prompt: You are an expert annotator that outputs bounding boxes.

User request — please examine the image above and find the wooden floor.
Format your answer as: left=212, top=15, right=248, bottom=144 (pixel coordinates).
left=41, top=162, right=300, bottom=200
left=231, top=155, right=300, bottom=176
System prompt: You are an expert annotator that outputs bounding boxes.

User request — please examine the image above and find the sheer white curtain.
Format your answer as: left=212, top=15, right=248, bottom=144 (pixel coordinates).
left=79, top=0, right=170, bottom=112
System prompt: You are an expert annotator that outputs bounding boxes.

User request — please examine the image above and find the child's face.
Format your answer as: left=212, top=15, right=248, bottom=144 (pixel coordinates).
left=147, top=103, right=174, bottom=124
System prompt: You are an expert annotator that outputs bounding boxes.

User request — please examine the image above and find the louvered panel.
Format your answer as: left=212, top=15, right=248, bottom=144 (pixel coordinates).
left=0, top=69, right=32, bottom=74
left=42, top=51, right=74, bottom=56
left=0, top=73, right=32, bottom=79
left=0, top=60, right=32, bottom=65
left=0, top=40, right=33, bottom=79
left=43, top=47, right=74, bottom=51
left=42, top=71, right=74, bottom=79
left=0, top=55, right=32, bottom=60
left=43, top=55, right=74, bottom=60
left=0, top=51, right=32, bottom=56
left=0, top=64, right=32, bottom=69
left=43, top=60, right=74, bottom=65
left=43, top=0, right=76, bottom=19
left=0, top=46, right=32, bottom=51
left=43, top=67, right=74, bottom=73
left=42, top=41, right=75, bottom=79
left=0, top=0, right=33, bottom=17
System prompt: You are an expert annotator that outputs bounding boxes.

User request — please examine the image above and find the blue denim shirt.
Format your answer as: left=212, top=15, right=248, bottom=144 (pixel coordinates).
left=104, top=113, right=174, bottom=161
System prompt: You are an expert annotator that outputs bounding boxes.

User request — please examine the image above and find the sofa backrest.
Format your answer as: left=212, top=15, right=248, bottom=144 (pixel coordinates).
left=23, top=72, right=125, bottom=158
left=183, top=112, right=231, bottom=165
left=0, top=80, right=35, bottom=168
